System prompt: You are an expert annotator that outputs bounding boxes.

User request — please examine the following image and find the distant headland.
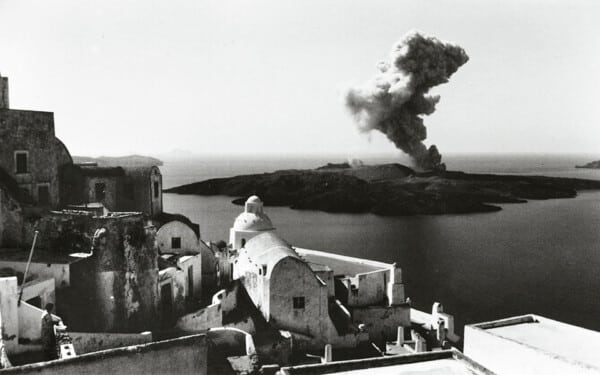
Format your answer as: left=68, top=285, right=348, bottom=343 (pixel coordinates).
left=576, top=160, right=600, bottom=169
left=72, top=154, right=163, bottom=167
left=164, top=163, right=600, bottom=216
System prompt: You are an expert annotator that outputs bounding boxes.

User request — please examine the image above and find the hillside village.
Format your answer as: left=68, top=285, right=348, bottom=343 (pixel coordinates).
left=1, top=73, right=600, bottom=375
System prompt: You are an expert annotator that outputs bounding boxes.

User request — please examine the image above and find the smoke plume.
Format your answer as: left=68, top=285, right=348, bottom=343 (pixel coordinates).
left=345, top=31, right=469, bottom=171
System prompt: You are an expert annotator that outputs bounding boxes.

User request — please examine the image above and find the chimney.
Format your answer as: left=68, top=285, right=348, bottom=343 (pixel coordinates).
left=0, top=74, right=8, bottom=109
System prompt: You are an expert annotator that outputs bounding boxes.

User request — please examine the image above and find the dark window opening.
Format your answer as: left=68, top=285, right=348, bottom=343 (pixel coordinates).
left=154, top=181, right=160, bottom=199
left=15, top=152, right=28, bottom=174
left=171, top=237, right=181, bottom=249
left=26, top=296, right=41, bottom=309
left=38, top=185, right=50, bottom=205
left=293, top=296, right=305, bottom=309
left=124, top=183, right=135, bottom=200
left=95, top=182, right=106, bottom=201
left=241, top=238, right=246, bottom=248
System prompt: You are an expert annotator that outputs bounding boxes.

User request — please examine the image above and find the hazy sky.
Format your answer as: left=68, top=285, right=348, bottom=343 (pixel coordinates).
left=1, top=0, right=598, bottom=157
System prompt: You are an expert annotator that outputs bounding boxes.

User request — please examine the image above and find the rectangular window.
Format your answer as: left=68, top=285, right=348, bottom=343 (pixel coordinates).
left=154, top=181, right=160, bottom=199
left=15, top=152, right=28, bottom=174
left=38, top=184, right=50, bottom=205
left=95, top=182, right=106, bottom=201
left=171, top=237, right=181, bottom=249
left=292, top=296, right=305, bottom=309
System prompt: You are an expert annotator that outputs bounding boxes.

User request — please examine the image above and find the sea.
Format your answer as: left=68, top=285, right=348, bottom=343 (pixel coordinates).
left=160, top=153, right=600, bottom=336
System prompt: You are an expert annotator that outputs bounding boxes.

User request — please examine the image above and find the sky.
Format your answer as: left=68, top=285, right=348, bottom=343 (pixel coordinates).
left=0, top=0, right=599, bottom=157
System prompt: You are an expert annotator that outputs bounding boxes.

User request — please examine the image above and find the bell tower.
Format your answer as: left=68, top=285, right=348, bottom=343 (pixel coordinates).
left=0, top=73, right=8, bottom=109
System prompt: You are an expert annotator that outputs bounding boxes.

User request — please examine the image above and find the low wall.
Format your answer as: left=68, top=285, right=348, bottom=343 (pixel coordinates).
left=0, top=334, right=208, bottom=375
left=345, top=269, right=388, bottom=307
left=20, top=278, right=55, bottom=309
left=294, top=248, right=390, bottom=276
left=206, top=327, right=253, bottom=357
left=69, top=332, right=152, bottom=355
left=17, top=302, right=44, bottom=343
left=176, top=303, right=222, bottom=332
left=352, top=304, right=410, bottom=344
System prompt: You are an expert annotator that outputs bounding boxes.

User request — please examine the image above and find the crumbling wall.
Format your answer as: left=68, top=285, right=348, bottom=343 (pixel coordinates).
left=0, top=76, right=8, bottom=109
left=0, top=109, right=71, bottom=209
left=69, top=331, right=152, bottom=354
left=79, top=215, right=159, bottom=332
left=351, top=304, right=411, bottom=344
left=122, top=167, right=162, bottom=216
left=31, top=212, right=160, bottom=333
left=0, top=185, right=23, bottom=248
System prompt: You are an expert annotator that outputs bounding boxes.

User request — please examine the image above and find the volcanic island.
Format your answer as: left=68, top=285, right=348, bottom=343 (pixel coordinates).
left=164, top=163, right=600, bottom=216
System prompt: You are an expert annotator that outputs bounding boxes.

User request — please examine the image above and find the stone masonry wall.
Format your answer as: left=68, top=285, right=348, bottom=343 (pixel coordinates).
left=0, top=109, right=71, bottom=208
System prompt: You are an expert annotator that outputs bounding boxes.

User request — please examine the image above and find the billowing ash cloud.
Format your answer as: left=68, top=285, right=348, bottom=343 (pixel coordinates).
left=345, top=31, right=469, bottom=171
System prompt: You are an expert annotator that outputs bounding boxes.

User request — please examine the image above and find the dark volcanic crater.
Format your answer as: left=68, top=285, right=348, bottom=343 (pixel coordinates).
left=164, top=163, right=600, bottom=216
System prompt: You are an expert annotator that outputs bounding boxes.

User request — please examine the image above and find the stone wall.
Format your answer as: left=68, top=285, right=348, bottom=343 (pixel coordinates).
left=68, top=214, right=159, bottom=333
left=0, top=185, right=23, bottom=248
left=0, top=76, right=8, bottom=109
left=59, top=166, right=162, bottom=216
left=0, top=109, right=72, bottom=209
left=352, top=304, right=411, bottom=344
left=0, top=334, right=208, bottom=375
left=68, top=332, right=152, bottom=354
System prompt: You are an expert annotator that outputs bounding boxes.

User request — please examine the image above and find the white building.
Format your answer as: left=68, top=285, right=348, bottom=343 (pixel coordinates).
left=229, top=196, right=274, bottom=250
left=464, top=314, right=600, bottom=375
left=156, top=220, right=199, bottom=254
left=232, top=231, right=366, bottom=351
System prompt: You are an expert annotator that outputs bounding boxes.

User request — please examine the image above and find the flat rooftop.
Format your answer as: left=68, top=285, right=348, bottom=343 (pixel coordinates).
left=295, top=248, right=390, bottom=277
left=471, top=314, right=600, bottom=369
left=279, top=350, right=493, bottom=375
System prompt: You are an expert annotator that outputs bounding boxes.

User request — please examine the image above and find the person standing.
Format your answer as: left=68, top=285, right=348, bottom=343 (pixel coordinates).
left=40, top=303, right=61, bottom=361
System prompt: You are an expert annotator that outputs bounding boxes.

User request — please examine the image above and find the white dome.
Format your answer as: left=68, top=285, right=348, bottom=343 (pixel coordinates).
left=233, top=211, right=274, bottom=231
left=246, top=195, right=262, bottom=204
left=233, top=195, right=274, bottom=231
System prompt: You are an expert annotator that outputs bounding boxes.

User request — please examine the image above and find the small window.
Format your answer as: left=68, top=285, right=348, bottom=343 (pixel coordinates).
left=37, top=184, right=50, bottom=205
left=292, top=297, right=305, bottom=309
left=95, top=182, right=106, bottom=201
left=241, top=238, right=246, bottom=248
left=15, top=152, right=28, bottom=174
left=153, top=181, right=159, bottom=199
left=171, top=237, right=181, bottom=249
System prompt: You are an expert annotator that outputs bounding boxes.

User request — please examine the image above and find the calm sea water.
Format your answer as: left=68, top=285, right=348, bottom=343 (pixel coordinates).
left=160, top=153, right=600, bottom=335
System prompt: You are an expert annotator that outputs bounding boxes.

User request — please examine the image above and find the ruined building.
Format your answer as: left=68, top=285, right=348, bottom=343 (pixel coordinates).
left=0, top=74, right=72, bottom=210
left=0, top=73, right=163, bottom=249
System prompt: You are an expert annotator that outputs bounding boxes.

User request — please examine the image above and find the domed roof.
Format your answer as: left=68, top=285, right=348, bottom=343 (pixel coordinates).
left=232, top=195, right=274, bottom=231
left=233, top=212, right=274, bottom=231
left=246, top=195, right=262, bottom=204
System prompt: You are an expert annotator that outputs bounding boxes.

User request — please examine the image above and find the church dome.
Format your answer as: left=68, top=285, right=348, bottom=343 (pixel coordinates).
left=232, top=196, right=274, bottom=231
left=246, top=195, right=262, bottom=204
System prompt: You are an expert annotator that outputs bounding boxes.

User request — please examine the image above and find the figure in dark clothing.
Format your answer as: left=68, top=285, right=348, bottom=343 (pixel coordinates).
left=40, top=303, right=61, bottom=361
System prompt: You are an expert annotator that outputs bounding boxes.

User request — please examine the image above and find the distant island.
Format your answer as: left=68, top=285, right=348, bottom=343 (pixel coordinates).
left=72, top=154, right=163, bottom=167
left=576, top=160, right=600, bottom=169
left=164, top=163, right=600, bottom=216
